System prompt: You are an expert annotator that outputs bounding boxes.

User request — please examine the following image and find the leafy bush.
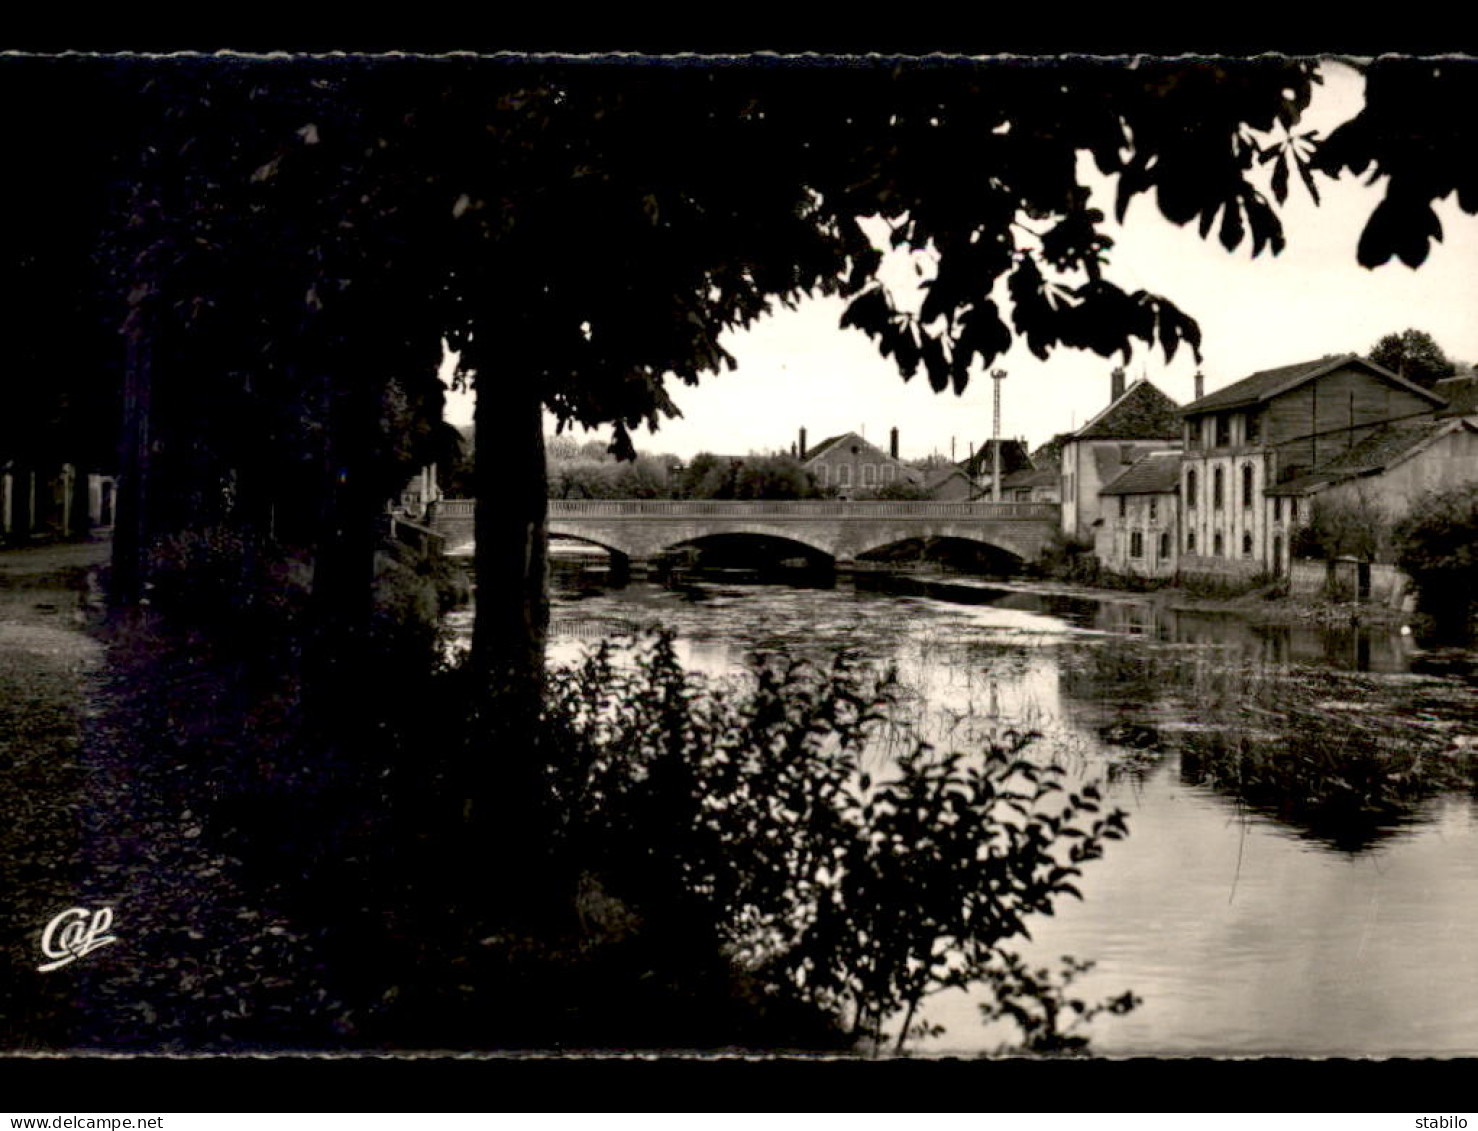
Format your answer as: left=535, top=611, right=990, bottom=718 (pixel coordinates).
left=144, top=526, right=306, bottom=629
left=1394, top=484, right=1478, bottom=635
left=543, top=631, right=1131, bottom=1052
left=1034, top=531, right=1100, bottom=584
left=979, top=953, right=1140, bottom=1056
left=1291, top=490, right=1388, bottom=562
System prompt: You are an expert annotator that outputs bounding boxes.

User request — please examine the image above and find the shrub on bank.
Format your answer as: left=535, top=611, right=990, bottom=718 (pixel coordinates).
left=534, top=631, right=1136, bottom=1053
left=1394, top=484, right=1478, bottom=638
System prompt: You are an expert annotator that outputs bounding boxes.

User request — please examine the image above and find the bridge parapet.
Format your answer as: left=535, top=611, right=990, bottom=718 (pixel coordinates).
left=429, top=497, right=1063, bottom=563
left=547, top=499, right=1060, bottom=520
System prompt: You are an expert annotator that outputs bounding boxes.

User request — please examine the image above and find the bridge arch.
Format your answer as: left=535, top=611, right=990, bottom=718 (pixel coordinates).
left=548, top=530, right=635, bottom=561
left=658, top=524, right=836, bottom=559
left=850, top=525, right=1033, bottom=563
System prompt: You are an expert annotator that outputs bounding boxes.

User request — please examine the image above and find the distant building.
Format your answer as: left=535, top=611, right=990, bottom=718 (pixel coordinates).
left=1000, top=467, right=1060, bottom=504
left=1, top=463, right=114, bottom=541
left=1097, top=451, right=1182, bottom=578
left=959, top=438, right=1033, bottom=486
left=1179, top=353, right=1446, bottom=578
left=1060, top=370, right=1182, bottom=539
left=922, top=466, right=975, bottom=501
left=799, top=428, right=922, bottom=498
left=394, top=465, right=441, bottom=520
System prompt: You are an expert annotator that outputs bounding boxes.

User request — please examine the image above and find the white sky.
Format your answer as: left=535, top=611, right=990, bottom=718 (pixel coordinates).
left=442, top=60, right=1478, bottom=461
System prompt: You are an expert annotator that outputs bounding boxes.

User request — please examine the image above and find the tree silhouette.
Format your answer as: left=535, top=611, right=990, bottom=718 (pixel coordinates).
left=1369, top=328, right=1458, bottom=389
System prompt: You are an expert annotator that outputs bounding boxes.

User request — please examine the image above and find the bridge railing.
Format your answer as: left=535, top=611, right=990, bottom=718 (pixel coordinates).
left=431, top=498, right=1061, bottom=525
left=531, top=499, right=1060, bottom=520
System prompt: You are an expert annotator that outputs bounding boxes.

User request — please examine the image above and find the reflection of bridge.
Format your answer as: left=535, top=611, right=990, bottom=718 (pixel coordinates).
left=430, top=498, right=1061, bottom=564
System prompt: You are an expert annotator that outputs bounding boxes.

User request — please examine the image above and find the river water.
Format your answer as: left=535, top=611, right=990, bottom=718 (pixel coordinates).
left=454, top=556, right=1478, bottom=1057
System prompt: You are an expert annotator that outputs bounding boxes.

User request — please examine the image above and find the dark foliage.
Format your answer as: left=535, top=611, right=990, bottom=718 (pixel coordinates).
left=1393, top=483, right=1478, bottom=636
left=540, top=632, right=1130, bottom=1052
left=1369, top=328, right=1458, bottom=389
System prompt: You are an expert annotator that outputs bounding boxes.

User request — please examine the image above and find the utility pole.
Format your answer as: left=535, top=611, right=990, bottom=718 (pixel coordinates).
left=991, top=368, right=1008, bottom=502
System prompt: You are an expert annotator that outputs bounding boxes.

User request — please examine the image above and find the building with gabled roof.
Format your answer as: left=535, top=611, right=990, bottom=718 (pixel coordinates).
left=959, top=438, right=1033, bottom=482
left=1096, top=449, right=1183, bottom=577
left=1178, top=353, right=1449, bottom=578
left=1266, top=416, right=1478, bottom=504
left=1060, top=369, right=1182, bottom=538
left=798, top=428, right=922, bottom=498
left=1000, top=466, right=1060, bottom=503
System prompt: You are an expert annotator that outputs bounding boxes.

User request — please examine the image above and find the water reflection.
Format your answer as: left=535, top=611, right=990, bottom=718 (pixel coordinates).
left=492, top=562, right=1478, bottom=1054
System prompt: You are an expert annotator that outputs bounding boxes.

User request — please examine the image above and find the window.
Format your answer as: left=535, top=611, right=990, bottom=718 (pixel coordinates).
left=838, top=464, right=852, bottom=488
left=1186, top=470, right=1197, bottom=509
left=1213, top=467, right=1224, bottom=510
left=1159, top=532, right=1170, bottom=559
left=1242, top=464, right=1254, bottom=508
left=1242, top=531, right=1253, bottom=557
left=1290, top=497, right=1299, bottom=521
left=1213, top=532, right=1224, bottom=557
left=1273, top=535, right=1284, bottom=575
left=1187, top=529, right=1196, bottom=553
left=883, top=465, right=896, bottom=484
left=1247, top=413, right=1262, bottom=444
left=1274, top=496, right=1282, bottom=522
left=1149, top=496, right=1158, bottom=521
left=862, top=463, right=876, bottom=486
left=1130, top=531, right=1144, bottom=558
left=1118, top=496, right=1126, bottom=519
left=1216, top=415, right=1231, bottom=447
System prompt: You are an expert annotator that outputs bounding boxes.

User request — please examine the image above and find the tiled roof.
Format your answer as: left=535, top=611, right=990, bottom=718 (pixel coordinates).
left=1184, top=354, right=1447, bottom=416
left=1266, top=418, right=1477, bottom=495
left=1073, top=380, right=1181, bottom=440
left=802, top=433, right=854, bottom=461
left=925, top=467, right=972, bottom=488
left=1002, top=467, right=1059, bottom=488
left=1100, top=451, right=1182, bottom=495
left=1030, top=435, right=1068, bottom=470
left=1324, top=419, right=1448, bottom=473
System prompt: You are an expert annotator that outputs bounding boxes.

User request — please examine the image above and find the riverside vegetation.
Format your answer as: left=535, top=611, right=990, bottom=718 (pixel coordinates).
left=9, top=533, right=1139, bottom=1055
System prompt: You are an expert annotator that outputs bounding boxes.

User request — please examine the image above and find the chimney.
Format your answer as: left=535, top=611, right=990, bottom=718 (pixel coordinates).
left=1111, top=366, right=1126, bottom=403
left=1193, top=371, right=1205, bottom=402
left=889, top=427, right=899, bottom=459
left=798, top=427, right=807, bottom=460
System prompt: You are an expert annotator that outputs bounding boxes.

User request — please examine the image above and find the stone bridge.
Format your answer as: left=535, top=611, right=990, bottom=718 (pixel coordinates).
left=429, top=498, right=1062, bottom=565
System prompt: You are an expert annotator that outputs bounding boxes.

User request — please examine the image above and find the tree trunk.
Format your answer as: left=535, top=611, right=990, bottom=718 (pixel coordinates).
left=305, top=372, right=381, bottom=711
left=69, top=463, right=92, bottom=540
left=470, top=367, right=549, bottom=722
left=112, top=322, right=152, bottom=604
left=464, top=363, right=552, bottom=923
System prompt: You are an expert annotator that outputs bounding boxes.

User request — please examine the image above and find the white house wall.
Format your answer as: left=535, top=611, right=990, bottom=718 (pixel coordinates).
left=1181, top=451, right=1269, bottom=576
left=1096, top=493, right=1179, bottom=578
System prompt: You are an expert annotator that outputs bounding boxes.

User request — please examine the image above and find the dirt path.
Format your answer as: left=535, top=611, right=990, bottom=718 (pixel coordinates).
left=0, top=540, right=109, bottom=1047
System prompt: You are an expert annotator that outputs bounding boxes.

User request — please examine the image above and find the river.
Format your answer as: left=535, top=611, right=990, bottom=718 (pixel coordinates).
left=452, top=555, right=1478, bottom=1057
